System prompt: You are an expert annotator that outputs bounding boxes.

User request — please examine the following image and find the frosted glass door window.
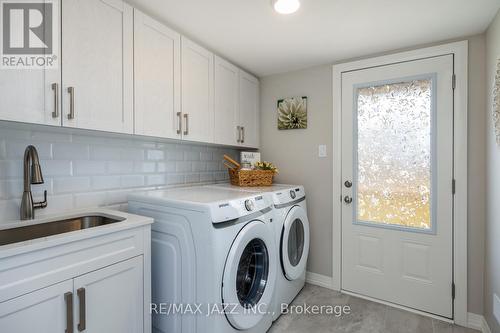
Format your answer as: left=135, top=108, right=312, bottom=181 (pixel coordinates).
left=355, top=78, right=434, bottom=230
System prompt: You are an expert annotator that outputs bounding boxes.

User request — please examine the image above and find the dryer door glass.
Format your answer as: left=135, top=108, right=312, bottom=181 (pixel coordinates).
left=288, top=219, right=305, bottom=267
left=281, top=206, right=310, bottom=280
left=236, top=238, right=269, bottom=308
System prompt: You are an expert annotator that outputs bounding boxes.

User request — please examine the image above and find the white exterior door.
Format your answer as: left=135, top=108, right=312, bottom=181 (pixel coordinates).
left=181, top=37, right=214, bottom=143
left=62, top=0, right=134, bottom=134
left=72, top=256, right=143, bottom=332
left=341, top=55, right=454, bottom=317
left=238, top=70, right=260, bottom=148
left=214, top=56, right=239, bottom=145
left=134, top=9, right=181, bottom=139
left=0, top=279, right=73, bottom=333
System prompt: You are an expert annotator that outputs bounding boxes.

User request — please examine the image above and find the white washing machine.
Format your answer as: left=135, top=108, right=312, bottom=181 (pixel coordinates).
left=207, top=184, right=310, bottom=321
left=128, top=186, right=277, bottom=333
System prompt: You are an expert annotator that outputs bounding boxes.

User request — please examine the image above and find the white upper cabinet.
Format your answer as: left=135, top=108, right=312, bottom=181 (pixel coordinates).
left=62, top=0, right=134, bottom=134
left=214, top=56, right=239, bottom=146
left=134, top=9, right=181, bottom=139
left=0, top=0, right=61, bottom=126
left=181, top=37, right=215, bottom=143
left=0, top=0, right=260, bottom=148
left=238, top=70, right=260, bottom=148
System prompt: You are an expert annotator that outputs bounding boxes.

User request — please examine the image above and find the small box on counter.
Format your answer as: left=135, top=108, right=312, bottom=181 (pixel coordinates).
left=240, top=152, right=261, bottom=167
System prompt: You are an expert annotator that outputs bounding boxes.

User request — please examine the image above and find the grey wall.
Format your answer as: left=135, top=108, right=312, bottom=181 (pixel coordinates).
left=260, top=35, right=487, bottom=314
left=485, top=9, right=500, bottom=333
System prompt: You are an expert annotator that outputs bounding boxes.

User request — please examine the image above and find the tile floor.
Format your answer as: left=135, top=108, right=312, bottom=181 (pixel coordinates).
left=269, top=284, right=479, bottom=333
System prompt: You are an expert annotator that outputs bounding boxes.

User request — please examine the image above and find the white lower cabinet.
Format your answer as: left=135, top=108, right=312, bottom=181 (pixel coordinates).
left=0, top=257, right=142, bottom=333
left=0, top=223, right=151, bottom=333
left=0, top=279, right=73, bottom=333
left=73, top=256, right=143, bottom=333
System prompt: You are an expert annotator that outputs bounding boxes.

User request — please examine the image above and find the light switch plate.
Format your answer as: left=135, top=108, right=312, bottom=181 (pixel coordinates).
left=318, top=145, right=327, bottom=158
left=494, top=293, right=500, bottom=325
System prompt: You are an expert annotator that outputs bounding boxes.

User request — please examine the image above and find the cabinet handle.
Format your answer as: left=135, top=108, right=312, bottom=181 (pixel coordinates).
left=64, top=292, right=73, bottom=333
left=237, top=126, right=241, bottom=143
left=67, top=87, right=75, bottom=120
left=77, top=288, right=86, bottom=332
left=183, top=113, right=189, bottom=136
left=176, top=112, right=182, bottom=134
left=241, top=126, right=245, bottom=144
left=51, top=83, right=59, bottom=118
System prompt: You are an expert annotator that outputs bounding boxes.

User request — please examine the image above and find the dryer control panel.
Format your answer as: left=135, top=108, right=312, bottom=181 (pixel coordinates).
left=272, top=186, right=305, bottom=206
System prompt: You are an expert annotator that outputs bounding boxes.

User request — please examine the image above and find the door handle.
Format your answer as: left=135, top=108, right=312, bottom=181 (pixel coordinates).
left=176, top=112, right=182, bottom=135
left=64, top=292, right=73, bottom=333
left=344, top=180, right=352, bottom=188
left=183, top=114, right=189, bottom=136
left=77, top=288, right=86, bottom=332
left=241, top=126, right=245, bottom=144
left=237, top=126, right=241, bottom=143
left=344, top=196, right=353, bottom=204
left=51, top=83, right=59, bottom=118
left=67, top=87, right=75, bottom=120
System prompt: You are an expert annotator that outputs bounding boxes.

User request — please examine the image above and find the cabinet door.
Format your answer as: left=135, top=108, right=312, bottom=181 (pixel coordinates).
left=62, top=0, right=134, bottom=134
left=134, top=10, right=181, bottom=139
left=239, top=70, right=260, bottom=148
left=214, top=56, right=240, bottom=146
left=73, top=256, right=143, bottom=333
left=0, top=279, right=73, bottom=333
left=0, top=0, right=61, bottom=126
left=181, top=37, right=215, bottom=143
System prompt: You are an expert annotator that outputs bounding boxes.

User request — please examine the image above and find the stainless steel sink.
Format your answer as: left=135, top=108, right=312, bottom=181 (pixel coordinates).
left=0, top=215, right=126, bottom=246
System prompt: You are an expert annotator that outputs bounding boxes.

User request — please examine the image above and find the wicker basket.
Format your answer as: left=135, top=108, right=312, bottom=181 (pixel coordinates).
left=223, top=154, right=275, bottom=187
left=228, top=168, right=274, bottom=187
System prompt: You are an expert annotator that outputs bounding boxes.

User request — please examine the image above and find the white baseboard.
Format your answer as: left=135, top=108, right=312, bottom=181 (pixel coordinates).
left=467, top=313, right=491, bottom=333
left=305, top=271, right=334, bottom=290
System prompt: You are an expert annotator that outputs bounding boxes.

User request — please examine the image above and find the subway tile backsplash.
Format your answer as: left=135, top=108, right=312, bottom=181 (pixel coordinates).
left=0, top=123, right=238, bottom=223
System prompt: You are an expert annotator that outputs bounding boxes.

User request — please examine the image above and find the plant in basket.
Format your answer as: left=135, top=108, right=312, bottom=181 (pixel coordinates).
left=254, top=161, right=279, bottom=174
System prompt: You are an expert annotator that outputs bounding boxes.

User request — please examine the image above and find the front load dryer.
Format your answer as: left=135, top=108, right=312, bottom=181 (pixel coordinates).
left=128, top=186, right=277, bottom=333
left=207, top=184, right=310, bottom=321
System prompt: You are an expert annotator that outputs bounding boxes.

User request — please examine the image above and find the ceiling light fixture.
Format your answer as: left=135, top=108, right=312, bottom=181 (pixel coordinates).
left=272, top=0, right=300, bottom=15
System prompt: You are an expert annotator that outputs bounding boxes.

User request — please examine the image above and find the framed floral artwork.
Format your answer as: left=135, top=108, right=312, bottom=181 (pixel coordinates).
left=277, top=96, right=307, bottom=130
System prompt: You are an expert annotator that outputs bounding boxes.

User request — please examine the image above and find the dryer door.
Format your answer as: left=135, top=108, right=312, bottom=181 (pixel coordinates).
left=281, top=205, right=310, bottom=280
left=222, top=220, right=276, bottom=330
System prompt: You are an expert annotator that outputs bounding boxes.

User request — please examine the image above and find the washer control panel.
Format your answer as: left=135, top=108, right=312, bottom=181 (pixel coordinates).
left=211, top=194, right=272, bottom=223
left=244, top=199, right=255, bottom=211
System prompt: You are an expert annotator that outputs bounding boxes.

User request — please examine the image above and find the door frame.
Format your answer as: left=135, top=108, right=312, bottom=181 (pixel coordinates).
left=332, top=41, right=468, bottom=326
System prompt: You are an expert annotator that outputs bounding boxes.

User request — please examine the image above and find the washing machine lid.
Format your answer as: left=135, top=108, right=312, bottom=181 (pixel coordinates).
left=128, top=187, right=272, bottom=223
left=281, top=205, right=310, bottom=281
left=222, top=220, right=276, bottom=330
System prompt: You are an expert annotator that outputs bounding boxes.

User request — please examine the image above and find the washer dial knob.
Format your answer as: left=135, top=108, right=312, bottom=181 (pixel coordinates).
left=290, top=190, right=296, bottom=199
left=244, top=199, right=254, bottom=211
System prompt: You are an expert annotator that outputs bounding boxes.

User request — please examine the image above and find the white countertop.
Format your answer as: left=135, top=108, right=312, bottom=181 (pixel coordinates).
left=0, top=208, right=153, bottom=257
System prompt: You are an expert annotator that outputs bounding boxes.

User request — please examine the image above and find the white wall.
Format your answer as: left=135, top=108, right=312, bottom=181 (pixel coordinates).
left=0, top=122, right=238, bottom=222
left=485, top=9, right=500, bottom=333
left=260, top=35, right=487, bottom=314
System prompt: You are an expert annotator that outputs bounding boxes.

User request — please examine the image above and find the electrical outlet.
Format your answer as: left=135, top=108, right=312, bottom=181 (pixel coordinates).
left=318, top=145, right=327, bottom=158
left=494, top=293, right=500, bottom=325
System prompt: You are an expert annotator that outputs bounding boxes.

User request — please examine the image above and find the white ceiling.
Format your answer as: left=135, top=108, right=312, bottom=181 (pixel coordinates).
left=128, top=0, right=500, bottom=77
